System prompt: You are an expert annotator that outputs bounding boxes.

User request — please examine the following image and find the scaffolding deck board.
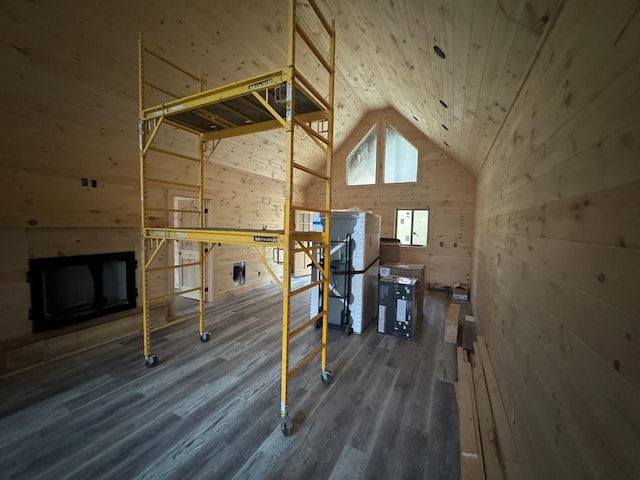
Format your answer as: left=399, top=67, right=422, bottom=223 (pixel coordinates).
left=141, top=68, right=328, bottom=139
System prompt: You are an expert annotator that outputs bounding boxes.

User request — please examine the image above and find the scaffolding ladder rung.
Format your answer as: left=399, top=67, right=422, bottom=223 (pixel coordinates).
left=293, top=162, right=328, bottom=180
left=295, top=23, right=332, bottom=74
left=295, top=71, right=330, bottom=112
left=148, top=146, right=201, bottom=162
left=291, top=279, right=324, bottom=297
left=288, top=343, right=325, bottom=380
left=308, top=0, right=334, bottom=36
left=290, top=311, right=325, bottom=340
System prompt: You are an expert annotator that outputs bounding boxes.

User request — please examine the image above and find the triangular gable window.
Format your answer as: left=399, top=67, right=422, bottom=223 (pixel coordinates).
left=384, top=125, right=418, bottom=183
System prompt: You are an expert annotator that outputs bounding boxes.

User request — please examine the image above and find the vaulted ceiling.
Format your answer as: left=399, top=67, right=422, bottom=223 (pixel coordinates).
left=2, top=0, right=563, bottom=182
left=327, top=0, right=562, bottom=174
left=169, top=0, right=563, bottom=176
left=149, top=0, right=561, bottom=177
left=126, top=0, right=563, bottom=178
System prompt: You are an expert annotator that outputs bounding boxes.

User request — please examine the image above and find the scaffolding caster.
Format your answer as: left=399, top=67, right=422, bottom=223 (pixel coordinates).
left=145, top=354, right=159, bottom=368
left=280, top=415, right=293, bottom=437
left=321, top=369, right=333, bottom=385
left=199, top=331, right=211, bottom=343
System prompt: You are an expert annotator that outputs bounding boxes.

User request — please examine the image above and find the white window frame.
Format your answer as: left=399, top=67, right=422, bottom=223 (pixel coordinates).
left=395, top=208, right=429, bottom=247
left=383, top=124, right=418, bottom=184
left=346, top=125, right=377, bottom=186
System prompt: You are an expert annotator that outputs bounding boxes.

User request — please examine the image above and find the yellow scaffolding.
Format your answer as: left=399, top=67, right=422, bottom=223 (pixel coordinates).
left=138, top=0, right=335, bottom=436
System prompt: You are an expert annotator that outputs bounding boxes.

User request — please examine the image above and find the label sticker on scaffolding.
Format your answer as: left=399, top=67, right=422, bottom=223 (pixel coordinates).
left=150, top=230, right=165, bottom=237
left=174, top=232, right=188, bottom=238
left=165, top=104, right=184, bottom=113
left=286, top=84, right=292, bottom=122
left=248, top=79, right=273, bottom=90
left=254, top=236, right=277, bottom=243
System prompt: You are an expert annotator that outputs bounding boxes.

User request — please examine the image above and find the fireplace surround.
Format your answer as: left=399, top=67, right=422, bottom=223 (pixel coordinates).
left=28, top=251, right=137, bottom=333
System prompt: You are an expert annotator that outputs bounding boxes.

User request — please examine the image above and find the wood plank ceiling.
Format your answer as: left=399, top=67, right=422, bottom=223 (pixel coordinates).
left=171, top=0, right=563, bottom=176
left=327, top=0, right=563, bottom=175
left=173, top=0, right=563, bottom=178
left=1, top=0, right=562, bottom=181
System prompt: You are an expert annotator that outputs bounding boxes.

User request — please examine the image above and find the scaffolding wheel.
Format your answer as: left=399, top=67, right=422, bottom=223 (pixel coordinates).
left=199, top=331, right=211, bottom=343
left=145, top=354, right=159, bottom=368
left=321, top=370, right=333, bottom=385
left=314, top=319, right=322, bottom=329
left=280, top=415, right=293, bottom=437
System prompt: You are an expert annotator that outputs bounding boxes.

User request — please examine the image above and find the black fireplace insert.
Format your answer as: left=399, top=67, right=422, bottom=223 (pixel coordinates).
left=28, top=251, right=137, bottom=333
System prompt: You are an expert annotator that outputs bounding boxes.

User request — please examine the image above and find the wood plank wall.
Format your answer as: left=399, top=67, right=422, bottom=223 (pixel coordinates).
left=331, top=108, right=476, bottom=287
left=0, top=1, right=304, bottom=351
left=472, top=2, right=640, bottom=479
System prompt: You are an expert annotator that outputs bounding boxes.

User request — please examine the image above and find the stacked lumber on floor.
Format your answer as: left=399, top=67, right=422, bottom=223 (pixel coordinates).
left=444, top=303, right=460, bottom=343
left=455, top=336, right=526, bottom=480
left=455, top=347, right=485, bottom=479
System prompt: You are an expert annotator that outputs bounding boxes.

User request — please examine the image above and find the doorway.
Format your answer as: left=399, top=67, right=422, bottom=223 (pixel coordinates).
left=172, top=196, right=211, bottom=301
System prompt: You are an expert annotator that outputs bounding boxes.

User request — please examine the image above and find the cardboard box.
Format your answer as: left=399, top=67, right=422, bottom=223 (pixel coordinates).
left=453, top=284, right=469, bottom=301
left=379, top=238, right=400, bottom=264
left=382, top=262, right=424, bottom=286
left=378, top=275, right=419, bottom=339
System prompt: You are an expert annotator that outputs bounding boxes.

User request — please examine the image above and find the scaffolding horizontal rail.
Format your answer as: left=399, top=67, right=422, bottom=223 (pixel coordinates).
left=141, top=69, right=287, bottom=121
left=143, top=226, right=325, bottom=247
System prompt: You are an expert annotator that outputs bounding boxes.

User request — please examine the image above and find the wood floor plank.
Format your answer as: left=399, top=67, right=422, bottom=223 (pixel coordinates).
left=0, top=279, right=460, bottom=479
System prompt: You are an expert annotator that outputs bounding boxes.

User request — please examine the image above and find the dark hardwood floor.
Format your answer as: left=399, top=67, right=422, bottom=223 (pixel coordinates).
left=0, top=279, right=460, bottom=479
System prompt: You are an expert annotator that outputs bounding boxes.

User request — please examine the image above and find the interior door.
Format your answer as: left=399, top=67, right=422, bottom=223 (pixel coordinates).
left=173, top=196, right=203, bottom=300
left=293, top=211, right=312, bottom=277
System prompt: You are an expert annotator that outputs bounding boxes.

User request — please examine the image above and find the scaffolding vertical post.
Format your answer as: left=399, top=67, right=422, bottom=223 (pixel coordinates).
left=197, top=138, right=209, bottom=342
left=321, top=18, right=336, bottom=374
left=138, top=34, right=157, bottom=368
left=279, top=0, right=297, bottom=435
left=138, top=33, right=144, bottom=114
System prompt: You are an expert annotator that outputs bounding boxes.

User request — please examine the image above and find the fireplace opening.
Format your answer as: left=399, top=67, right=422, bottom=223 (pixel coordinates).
left=28, top=251, right=137, bottom=333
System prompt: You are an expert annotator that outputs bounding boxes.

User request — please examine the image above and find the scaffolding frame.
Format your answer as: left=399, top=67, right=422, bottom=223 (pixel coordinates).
left=138, top=0, right=335, bottom=436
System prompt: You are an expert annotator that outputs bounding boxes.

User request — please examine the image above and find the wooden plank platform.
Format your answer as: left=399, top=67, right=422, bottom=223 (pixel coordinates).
left=476, top=336, right=526, bottom=480
left=444, top=303, right=461, bottom=343
left=472, top=341, right=505, bottom=480
left=462, top=315, right=477, bottom=352
left=456, top=347, right=486, bottom=480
